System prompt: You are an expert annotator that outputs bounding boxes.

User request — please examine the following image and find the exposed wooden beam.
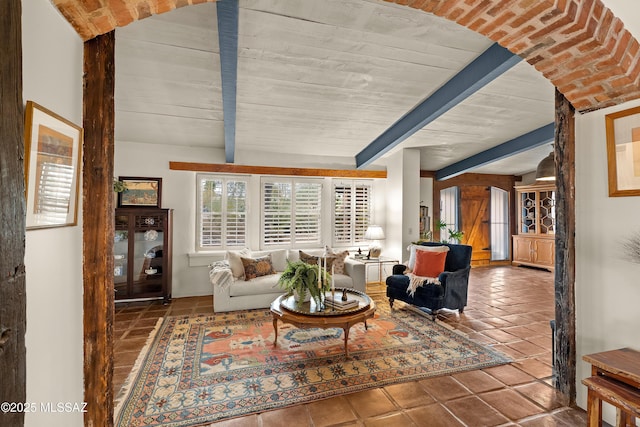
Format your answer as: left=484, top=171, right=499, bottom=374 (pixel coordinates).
left=355, top=43, right=522, bottom=168
left=170, top=161, right=387, bottom=178
left=217, top=0, right=239, bottom=163
left=83, top=31, right=115, bottom=427
left=435, top=123, right=555, bottom=181
left=554, top=88, right=576, bottom=405
left=0, top=1, right=26, bottom=424
left=420, top=170, right=436, bottom=178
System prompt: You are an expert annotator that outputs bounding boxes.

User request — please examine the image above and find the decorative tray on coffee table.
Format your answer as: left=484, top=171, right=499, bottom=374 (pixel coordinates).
left=279, top=288, right=371, bottom=316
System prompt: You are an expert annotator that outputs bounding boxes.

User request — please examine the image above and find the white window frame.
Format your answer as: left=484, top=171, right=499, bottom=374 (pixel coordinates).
left=490, top=187, right=510, bottom=261
left=261, top=177, right=323, bottom=248
left=196, top=174, right=248, bottom=251
left=439, top=186, right=459, bottom=243
left=332, top=180, right=373, bottom=247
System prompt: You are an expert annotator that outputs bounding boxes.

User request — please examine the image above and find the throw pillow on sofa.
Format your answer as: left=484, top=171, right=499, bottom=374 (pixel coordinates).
left=226, top=248, right=251, bottom=279
left=240, top=255, right=276, bottom=280
left=250, top=249, right=288, bottom=272
left=325, top=246, right=349, bottom=274
left=299, top=250, right=335, bottom=272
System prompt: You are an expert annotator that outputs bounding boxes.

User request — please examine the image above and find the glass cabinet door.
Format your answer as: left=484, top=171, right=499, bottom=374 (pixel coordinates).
left=520, top=191, right=537, bottom=234
left=538, top=190, right=556, bottom=234
left=114, top=214, right=130, bottom=297
left=132, top=213, right=165, bottom=296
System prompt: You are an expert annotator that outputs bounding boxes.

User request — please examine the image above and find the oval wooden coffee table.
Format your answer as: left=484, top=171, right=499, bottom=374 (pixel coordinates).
left=270, top=288, right=376, bottom=357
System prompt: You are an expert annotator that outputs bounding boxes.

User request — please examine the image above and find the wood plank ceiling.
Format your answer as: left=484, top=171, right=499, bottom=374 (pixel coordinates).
left=114, top=0, right=556, bottom=175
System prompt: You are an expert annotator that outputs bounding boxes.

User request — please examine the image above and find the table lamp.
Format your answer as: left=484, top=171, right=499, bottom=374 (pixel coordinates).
left=364, top=225, right=385, bottom=258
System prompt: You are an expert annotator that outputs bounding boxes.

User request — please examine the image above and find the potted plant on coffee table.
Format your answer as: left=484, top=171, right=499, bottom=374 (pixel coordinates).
left=277, top=260, right=331, bottom=308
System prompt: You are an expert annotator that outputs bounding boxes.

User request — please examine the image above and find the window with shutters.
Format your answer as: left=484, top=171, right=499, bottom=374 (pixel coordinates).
left=261, top=178, right=322, bottom=247
left=333, top=181, right=372, bottom=246
left=197, top=174, right=247, bottom=250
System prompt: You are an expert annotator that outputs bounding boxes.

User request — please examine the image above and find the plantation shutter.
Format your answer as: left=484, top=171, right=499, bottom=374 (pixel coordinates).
left=333, top=185, right=352, bottom=244
left=200, top=178, right=222, bottom=247
left=294, top=182, right=322, bottom=244
left=262, top=178, right=322, bottom=247
left=262, top=181, right=292, bottom=245
left=225, top=180, right=247, bottom=246
left=333, top=181, right=372, bottom=245
left=354, top=183, right=371, bottom=242
left=197, top=175, right=246, bottom=250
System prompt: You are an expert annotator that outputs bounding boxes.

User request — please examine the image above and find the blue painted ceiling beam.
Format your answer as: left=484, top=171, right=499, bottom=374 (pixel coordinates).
left=355, top=43, right=522, bottom=169
left=217, top=0, right=239, bottom=163
left=435, top=122, right=555, bottom=180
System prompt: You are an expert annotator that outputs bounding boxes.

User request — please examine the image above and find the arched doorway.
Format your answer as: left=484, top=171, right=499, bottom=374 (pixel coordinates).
left=47, top=1, right=640, bottom=425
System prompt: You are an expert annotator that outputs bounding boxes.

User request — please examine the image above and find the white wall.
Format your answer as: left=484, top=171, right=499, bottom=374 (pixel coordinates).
left=22, top=0, right=84, bottom=426
left=115, top=141, right=389, bottom=297
left=420, top=177, right=434, bottom=236
left=574, top=2, right=640, bottom=424
left=575, top=99, right=640, bottom=421
left=115, top=142, right=224, bottom=297
left=384, top=149, right=421, bottom=263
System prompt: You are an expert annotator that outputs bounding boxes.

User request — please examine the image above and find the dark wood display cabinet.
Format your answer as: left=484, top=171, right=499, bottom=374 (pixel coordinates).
left=114, top=208, right=173, bottom=303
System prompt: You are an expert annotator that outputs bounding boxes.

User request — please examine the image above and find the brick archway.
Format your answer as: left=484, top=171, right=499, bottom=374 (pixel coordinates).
left=50, top=1, right=631, bottom=425
left=56, top=0, right=640, bottom=112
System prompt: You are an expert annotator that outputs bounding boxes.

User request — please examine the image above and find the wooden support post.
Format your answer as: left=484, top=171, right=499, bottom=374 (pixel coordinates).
left=83, top=31, right=116, bottom=427
left=0, top=0, right=26, bottom=425
left=554, top=88, right=577, bottom=404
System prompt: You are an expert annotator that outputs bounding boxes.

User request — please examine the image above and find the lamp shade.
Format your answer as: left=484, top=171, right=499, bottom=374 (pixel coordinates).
left=535, top=152, right=555, bottom=181
left=364, top=225, right=385, bottom=240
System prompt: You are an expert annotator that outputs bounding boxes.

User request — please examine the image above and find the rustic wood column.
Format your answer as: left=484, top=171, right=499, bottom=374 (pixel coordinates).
left=554, top=88, right=576, bottom=404
left=0, top=0, right=26, bottom=425
left=83, top=31, right=115, bottom=427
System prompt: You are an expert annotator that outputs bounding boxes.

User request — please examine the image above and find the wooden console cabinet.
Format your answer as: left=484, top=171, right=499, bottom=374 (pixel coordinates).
left=512, top=183, right=555, bottom=271
left=114, top=208, right=173, bottom=303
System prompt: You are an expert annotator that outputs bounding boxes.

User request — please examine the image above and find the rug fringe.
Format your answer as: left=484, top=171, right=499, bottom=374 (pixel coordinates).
left=114, top=316, right=164, bottom=422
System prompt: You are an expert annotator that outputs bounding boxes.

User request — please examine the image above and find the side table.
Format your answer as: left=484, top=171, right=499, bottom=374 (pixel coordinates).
left=353, top=256, right=400, bottom=285
left=582, top=347, right=640, bottom=427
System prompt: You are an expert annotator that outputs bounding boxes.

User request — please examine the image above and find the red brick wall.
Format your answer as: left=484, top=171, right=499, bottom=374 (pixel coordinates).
left=53, top=0, right=640, bottom=112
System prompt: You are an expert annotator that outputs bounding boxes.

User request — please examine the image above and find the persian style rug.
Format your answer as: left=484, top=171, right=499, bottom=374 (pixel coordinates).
left=114, top=304, right=509, bottom=427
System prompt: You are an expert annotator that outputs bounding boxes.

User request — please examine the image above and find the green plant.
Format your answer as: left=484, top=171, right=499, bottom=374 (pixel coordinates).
left=437, top=220, right=464, bottom=243
left=447, top=228, right=465, bottom=243
left=277, top=260, right=331, bottom=306
left=113, top=179, right=127, bottom=193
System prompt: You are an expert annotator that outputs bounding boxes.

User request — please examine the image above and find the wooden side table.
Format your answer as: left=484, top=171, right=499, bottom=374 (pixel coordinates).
left=582, top=347, right=640, bottom=427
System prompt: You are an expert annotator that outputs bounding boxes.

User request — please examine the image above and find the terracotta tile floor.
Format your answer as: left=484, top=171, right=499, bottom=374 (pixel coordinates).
left=114, top=265, right=588, bottom=426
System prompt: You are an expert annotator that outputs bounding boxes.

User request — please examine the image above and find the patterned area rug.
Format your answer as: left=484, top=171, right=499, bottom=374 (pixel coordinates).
left=114, top=303, right=509, bottom=426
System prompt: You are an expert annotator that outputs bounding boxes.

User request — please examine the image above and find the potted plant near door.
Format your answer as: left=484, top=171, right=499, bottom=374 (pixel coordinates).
left=437, top=220, right=465, bottom=243
left=277, top=260, right=331, bottom=308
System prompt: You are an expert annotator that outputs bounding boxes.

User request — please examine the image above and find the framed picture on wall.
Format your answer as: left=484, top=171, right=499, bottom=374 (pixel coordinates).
left=605, top=105, right=640, bottom=197
left=24, top=101, right=83, bottom=229
left=117, top=177, right=162, bottom=208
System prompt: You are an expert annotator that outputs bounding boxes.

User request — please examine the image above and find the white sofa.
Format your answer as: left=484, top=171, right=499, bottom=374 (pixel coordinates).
left=210, top=248, right=366, bottom=312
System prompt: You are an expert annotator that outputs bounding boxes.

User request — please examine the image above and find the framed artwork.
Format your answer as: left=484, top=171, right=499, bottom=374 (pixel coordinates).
left=605, top=105, right=640, bottom=197
left=117, top=177, right=162, bottom=208
left=24, top=101, right=83, bottom=229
